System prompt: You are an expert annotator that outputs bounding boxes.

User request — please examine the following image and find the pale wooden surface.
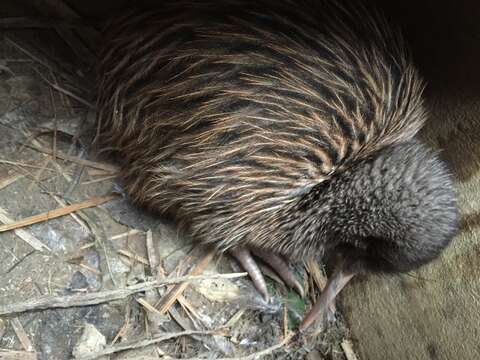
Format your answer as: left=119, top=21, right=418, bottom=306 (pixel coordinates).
left=340, top=1, right=480, bottom=359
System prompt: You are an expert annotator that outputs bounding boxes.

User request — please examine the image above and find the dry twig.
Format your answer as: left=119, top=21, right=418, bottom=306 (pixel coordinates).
left=136, top=298, right=164, bottom=317
left=10, top=318, right=33, bottom=352
left=24, top=143, right=119, bottom=173
left=109, top=229, right=143, bottom=241
left=0, top=174, right=24, bottom=191
left=172, top=333, right=295, bottom=360
left=118, top=249, right=150, bottom=266
left=51, top=194, right=90, bottom=233
left=145, top=230, right=159, bottom=275
left=74, top=328, right=228, bottom=360
left=0, top=159, right=56, bottom=171
left=111, top=301, right=131, bottom=345
left=0, top=273, right=246, bottom=316
left=0, top=350, right=37, bottom=360
left=81, top=175, right=116, bottom=185
left=0, top=194, right=119, bottom=233
left=156, top=249, right=215, bottom=315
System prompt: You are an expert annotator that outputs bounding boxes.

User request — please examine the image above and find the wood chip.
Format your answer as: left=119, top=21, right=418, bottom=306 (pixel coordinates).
left=0, top=194, right=119, bottom=233
left=341, top=339, right=360, bottom=360
left=10, top=318, right=33, bottom=352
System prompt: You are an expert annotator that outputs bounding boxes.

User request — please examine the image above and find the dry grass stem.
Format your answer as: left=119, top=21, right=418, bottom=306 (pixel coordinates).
left=51, top=194, right=91, bottom=233
left=0, top=206, right=50, bottom=251
left=10, top=318, right=33, bottom=352
left=81, top=175, right=116, bottom=185
left=109, top=229, right=143, bottom=241
left=75, top=328, right=228, bottom=360
left=0, top=273, right=246, bottom=315
left=0, top=159, right=56, bottom=171
left=177, top=333, right=295, bottom=360
left=137, top=298, right=164, bottom=316
left=0, top=194, right=119, bottom=233
left=156, top=249, right=215, bottom=315
left=118, top=249, right=150, bottom=266
left=0, top=174, right=24, bottom=191
left=79, top=263, right=101, bottom=275
left=0, top=350, right=37, bottom=360
left=145, top=230, right=159, bottom=276
left=25, top=143, right=118, bottom=173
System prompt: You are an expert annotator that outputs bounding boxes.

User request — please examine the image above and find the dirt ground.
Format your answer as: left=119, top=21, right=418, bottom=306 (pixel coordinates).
left=0, top=16, right=354, bottom=360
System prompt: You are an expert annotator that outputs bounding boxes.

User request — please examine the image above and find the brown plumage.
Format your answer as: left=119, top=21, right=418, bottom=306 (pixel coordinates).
left=96, top=0, right=458, bottom=331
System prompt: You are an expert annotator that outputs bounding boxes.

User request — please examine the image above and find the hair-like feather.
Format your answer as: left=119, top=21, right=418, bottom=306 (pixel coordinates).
left=95, top=0, right=457, bottom=271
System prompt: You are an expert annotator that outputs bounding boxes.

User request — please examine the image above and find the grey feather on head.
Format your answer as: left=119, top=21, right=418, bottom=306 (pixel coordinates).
left=311, top=140, right=458, bottom=274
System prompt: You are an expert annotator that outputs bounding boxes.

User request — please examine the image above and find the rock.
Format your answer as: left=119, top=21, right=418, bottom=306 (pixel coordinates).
left=69, top=271, right=89, bottom=292
left=72, top=323, right=106, bottom=359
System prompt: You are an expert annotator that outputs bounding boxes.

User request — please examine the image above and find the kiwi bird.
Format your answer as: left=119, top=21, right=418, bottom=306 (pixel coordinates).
left=95, top=0, right=459, bottom=332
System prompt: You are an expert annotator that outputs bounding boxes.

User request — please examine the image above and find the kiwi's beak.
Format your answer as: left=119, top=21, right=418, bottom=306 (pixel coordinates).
left=298, top=259, right=357, bottom=333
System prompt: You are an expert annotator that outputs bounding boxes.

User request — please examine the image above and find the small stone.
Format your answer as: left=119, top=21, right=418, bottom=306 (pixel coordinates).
left=72, top=323, right=106, bottom=359
left=69, top=271, right=89, bottom=292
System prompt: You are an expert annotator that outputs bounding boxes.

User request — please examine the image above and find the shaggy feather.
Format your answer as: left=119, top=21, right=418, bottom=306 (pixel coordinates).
left=96, top=0, right=457, bottom=272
